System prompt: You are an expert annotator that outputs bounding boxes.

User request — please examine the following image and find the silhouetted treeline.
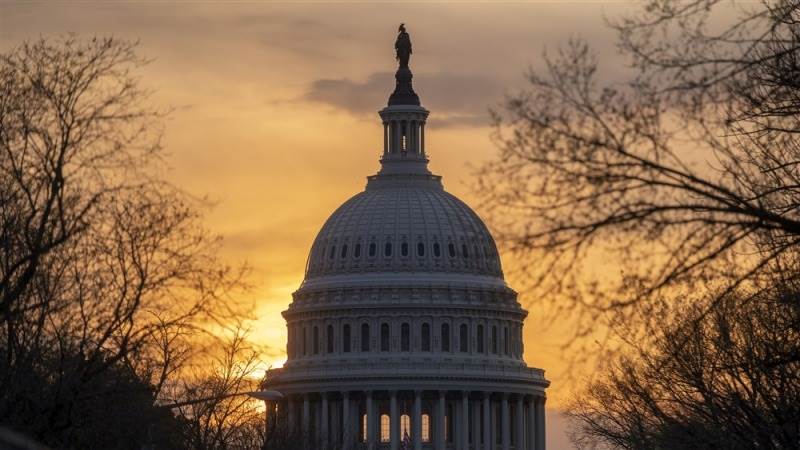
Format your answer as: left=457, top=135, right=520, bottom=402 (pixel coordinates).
left=479, top=0, right=800, bottom=448
left=0, top=37, right=265, bottom=449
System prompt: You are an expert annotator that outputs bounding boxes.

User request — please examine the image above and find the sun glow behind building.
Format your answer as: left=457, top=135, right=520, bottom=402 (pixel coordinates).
left=0, top=3, right=634, bottom=448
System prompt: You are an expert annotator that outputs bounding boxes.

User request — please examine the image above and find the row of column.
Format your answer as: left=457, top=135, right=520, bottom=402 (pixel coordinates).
left=383, top=119, right=425, bottom=155
left=288, top=319, right=524, bottom=360
left=282, top=390, right=545, bottom=450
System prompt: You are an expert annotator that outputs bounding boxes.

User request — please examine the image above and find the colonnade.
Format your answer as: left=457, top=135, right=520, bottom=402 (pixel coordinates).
left=383, top=119, right=425, bottom=155
left=279, top=389, right=545, bottom=450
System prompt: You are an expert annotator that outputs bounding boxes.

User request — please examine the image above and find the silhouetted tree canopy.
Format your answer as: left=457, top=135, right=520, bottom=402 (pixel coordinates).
left=479, top=0, right=800, bottom=349
left=478, top=0, right=800, bottom=448
left=0, top=36, right=261, bottom=449
left=567, top=284, right=800, bottom=450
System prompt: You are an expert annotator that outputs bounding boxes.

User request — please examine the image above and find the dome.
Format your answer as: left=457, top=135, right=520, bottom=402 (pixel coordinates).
left=304, top=174, right=503, bottom=280
left=267, top=27, right=548, bottom=450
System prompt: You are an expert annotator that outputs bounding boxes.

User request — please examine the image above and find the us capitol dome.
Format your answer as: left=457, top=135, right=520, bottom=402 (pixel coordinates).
left=266, top=25, right=549, bottom=450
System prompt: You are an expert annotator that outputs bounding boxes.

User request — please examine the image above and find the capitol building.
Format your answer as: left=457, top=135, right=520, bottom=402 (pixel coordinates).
left=266, top=26, right=549, bottom=450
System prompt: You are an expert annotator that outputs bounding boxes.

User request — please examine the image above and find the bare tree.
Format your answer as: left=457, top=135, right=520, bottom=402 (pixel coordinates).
left=0, top=36, right=247, bottom=448
left=567, top=282, right=800, bottom=450
left=477, top=0, right=800, bottom=352
left=171, top=329, right=266, bottom=450
left=478, top=1, right=800, bottom=447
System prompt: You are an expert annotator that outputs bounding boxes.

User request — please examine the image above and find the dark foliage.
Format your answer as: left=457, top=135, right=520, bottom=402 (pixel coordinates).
left=477, top=0, right=800, bottom=448
left=0, top=37, right=256, bottom=449
left=568, top=284, right=800, bottom=449
left=478, top=0, right=800, bottom=354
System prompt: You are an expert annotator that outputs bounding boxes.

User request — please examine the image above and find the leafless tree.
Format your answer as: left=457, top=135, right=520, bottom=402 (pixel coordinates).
left=171, top=329, right=266, bottom=450
left=477, top=0, right=800, bottom=353
left=0, top=36, right=248, bottom=448
left=478, top=1, right=800, bottom=447
left=567, top=282, right=800, bottom=449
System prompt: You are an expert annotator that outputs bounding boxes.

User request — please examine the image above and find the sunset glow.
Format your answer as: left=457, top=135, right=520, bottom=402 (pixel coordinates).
left=0, top=4, right=636, bottom=448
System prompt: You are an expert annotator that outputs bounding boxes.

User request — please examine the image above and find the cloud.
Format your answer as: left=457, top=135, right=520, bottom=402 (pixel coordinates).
left=304, top=71, right=506, bottom=128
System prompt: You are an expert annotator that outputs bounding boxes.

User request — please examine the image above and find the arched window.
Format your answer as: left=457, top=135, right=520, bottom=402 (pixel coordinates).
left=504, top=326, right=510, bottom=355
left=491, top=325, right=498, bottom=354
left=385, top=242, right=393, bottom=257
left=369, top=242, right=377, bottom=257
left=343, top=324, right=351, bottom=353
left=441, top=323, right=450, bottom=352
left=421, top=323, right=431, bottom=351
left=313, top=326, right=319, bottom=354
left=380, top=414, right=390, bottom=442
left=302, top=326, right=308, bottom=356
left=401, top=414, right=411, bottom=437
left=326, top=324, right=334, bottom=353
left=401, top=242, right=409, bottom=256
left=433, top=242, right=441, bottom=257
left=421, top=414, right=431, bottom=442
left=401, top=323, right=410, bottom=351
left=329, top=246, right=336, bottom=260
left=381, top=323, right=390, bottom=351
left=361, top=323, right=370, bottom=352
left=459, top=323, right=469, bottom=353
left=354, top=243, right=361, bottom=258
left=340, top=244, right=348, bottom=259
left=448, top=243, right=456, bottom=258
left=477, top=324, right=485, bottom=353
left=417, top=242, right=425, bottom=257
left=462, top=244, right=469, bottom=258
left=362, top=414, right=367, bottom=443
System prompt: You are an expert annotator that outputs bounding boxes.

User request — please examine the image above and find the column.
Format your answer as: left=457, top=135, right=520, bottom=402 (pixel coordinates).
left=527, top=397, right=536, bottom=450
left=412, top=120, right=419, bottom=153
left=482, top=393, right=491, bottom=450
left=413, top=390, right=423, bottom=450
left=461, top=392, right=470, bottom=450
left=315, top=397, right=322, bottom=445
left=436, top=391, right=446, bottom=450
left=501, top=394, right=510, bottom=450
left=515, top=396, right=524, bottom=450
left=321, top=393, right=329, bottom=449
left=391, top=391, right=400, bottom=450
left=332, top=399, right=340, bottom=448
left=416, top=120, right=422, bottom=153
left=366, top=391, right=376, bottom=450
left=473, top=399, right=481, bottom=450
left=383, top=122, right=388, bottom=154
left=343, top=392, right=352, bottom=449
left=406, top=120, right=414, bottom=153
left=420, top=122, right=425, bottom=155
left=287, top=396, right=296, bottom=435
left=394, top=121, right=402, bottom=153
left=535, top=397, right=545, bottom=450
left=302, top=394, right=311, bottom=436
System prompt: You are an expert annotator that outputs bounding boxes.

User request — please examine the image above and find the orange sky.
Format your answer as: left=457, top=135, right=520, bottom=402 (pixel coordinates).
left=0, top=3, right=638, bottom=447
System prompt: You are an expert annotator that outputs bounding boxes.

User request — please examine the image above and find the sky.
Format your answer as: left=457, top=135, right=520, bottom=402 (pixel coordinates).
left=0, top=2, right=640, bottom=448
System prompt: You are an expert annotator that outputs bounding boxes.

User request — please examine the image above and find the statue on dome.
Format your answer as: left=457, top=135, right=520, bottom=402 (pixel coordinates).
left=395, top=23, right=412, bottom=68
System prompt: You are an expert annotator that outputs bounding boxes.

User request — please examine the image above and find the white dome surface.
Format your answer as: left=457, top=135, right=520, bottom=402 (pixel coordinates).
left=305, top=174, right=503, bottom=280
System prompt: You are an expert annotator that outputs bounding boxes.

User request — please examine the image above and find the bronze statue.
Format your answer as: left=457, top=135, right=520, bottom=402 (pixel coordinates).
left=395, top=23, right=412, bottom=68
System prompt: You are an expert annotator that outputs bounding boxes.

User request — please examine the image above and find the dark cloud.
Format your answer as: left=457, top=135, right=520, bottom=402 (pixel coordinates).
left=304, top=71, right=507, bottom=128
